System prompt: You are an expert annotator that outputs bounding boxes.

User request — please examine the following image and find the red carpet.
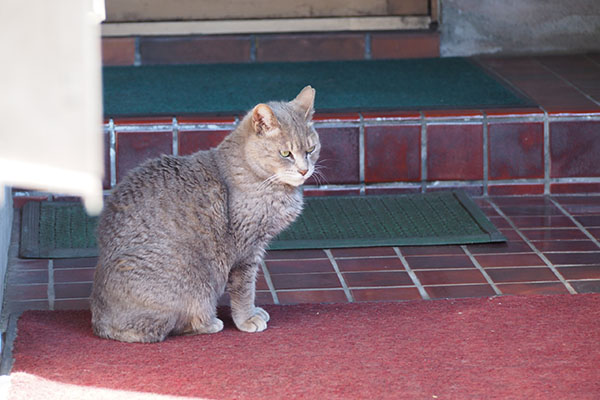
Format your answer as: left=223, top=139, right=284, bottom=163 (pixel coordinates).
left=9, top=295, right=600, bottom=399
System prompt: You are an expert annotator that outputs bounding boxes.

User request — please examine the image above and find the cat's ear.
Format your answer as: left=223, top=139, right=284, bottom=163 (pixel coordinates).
left=292, top=85, right=316, bottom=119
left=252, top=104, right=280, bottom=136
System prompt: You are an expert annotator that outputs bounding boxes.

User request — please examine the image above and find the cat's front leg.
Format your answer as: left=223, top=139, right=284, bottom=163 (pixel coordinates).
left=227, top=261, right=270, bottom=333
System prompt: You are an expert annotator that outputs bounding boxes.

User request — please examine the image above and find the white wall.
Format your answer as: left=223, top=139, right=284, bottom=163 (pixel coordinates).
left=441, top=0, right=600, bottom=56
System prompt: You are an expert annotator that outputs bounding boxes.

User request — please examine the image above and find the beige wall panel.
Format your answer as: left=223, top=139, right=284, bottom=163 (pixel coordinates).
left=106, top=0, right=429, bottom=22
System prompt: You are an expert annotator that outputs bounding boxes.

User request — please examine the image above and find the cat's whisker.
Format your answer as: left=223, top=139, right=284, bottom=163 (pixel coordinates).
left=257, top=174, right=280, bottom=191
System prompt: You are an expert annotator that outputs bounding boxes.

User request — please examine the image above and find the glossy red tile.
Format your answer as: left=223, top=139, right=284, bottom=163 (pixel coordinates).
left=53, top=258, right=98, bottom=269
left=497, top=282, right=569, bottom=295
left=426, top=184, right=484, bottom=197
left=54, top=299, right=91, bottom=310
left=488, top=122, right=544, bottom=180
left=343, top=271, right=412, bottom=287
left=535, top=240, right=600, bottom=253
left=116, top=130, right=173, bottom=182
left=351, top=287, right=422, bottom=302
left=336, top=257, right=404, bottom=272
left=270, top=273, right=341, bottom=290
left=415, top=270, right=487, bottom=285
left=265, top=259, right=334, bottom=274
left=265, top=249, right=328, bottom=260
left=364, top=125, right=421, bottom=183
left=570, top=280, right=600, bottom=294
left=330, top=247, right=397, bottom=258
left=7, top=270, right=48, bottom=285
left=466, top=241, right=531, bottom=254
left=303, top=188, right=362, bottom=197
left=509, top=216, right=575, bottom=229
left=488, top=184, right=545, bottom=196
left=524, top=229, right=589, bottom=241
left=256, top=33, right=365, bottom=62
left=255, top=291, right=276, bottom=305
left=140, top=36, right=252, bottom=64
left=537, top=55, right=600, bottom=103
left=399, top=245, right=465, bottom=256
left=364, top=186, right=421, bottom=195
left=486, top=267, right=557, bottom=283
left=425, top=284, right=496, bottom=299
left=178, top=130, right=228, bottom=155
left=405, top=255, right=474, bottom=270
left=574, top=215, right=600, bottom=227
left=10, top=259, right=49, bottom=270
left=426, top=124, right=483, bottom=180
left=545, top=252, right=600, bottom=266
left=103, top=129, right=111, bottom=189
left=371, top=31, right=440, bottom=59
left=5, top=284, right=48, bottom=301
left=54, top=283, right=92, bottom=299
left=113, top=117, right=173, bottom=126
left=255, top=276, right=269, bottom=291
left=474, top=253, right=545, bottom=268
left=551, top=182, right=600, bottom=195
left=550, top=121, right=600, bottom=178
left=557, top=266, right=600, bottom=280
left=306, top=127, right=360, bottom=185
left=276, top=289, right=348, bottom=305
left=53, top=268, right=95, bottom=283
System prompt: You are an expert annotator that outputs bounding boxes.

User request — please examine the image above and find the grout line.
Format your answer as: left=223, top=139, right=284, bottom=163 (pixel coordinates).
left=393, top=247, right=430, bottom=300
left=324, top=249, right=354, bottom=302
left=364, top=33, right=372, bottom=60
left=482, top=113, right=489, bottom=196
left=260, top=260, right=279, bottom=305
left=172, top=117, right=179, bottom=156
left=543, top=110, right=550, bottom=195
left=487, top=199, right=577, bottom=294
left=109, top=119, right=116, bottom=188
left=461, top=245, right=502, bottom=295
left=420, top=112, right=427, bottom=193
left=47, top=260, right=55, bottom=311
left=359, top=114, right=365, bottom=194
left=549, top=198, right=600, bottom=249
left=249, top=35, right=257, bottom=62
left=134, top=37, right=141, bottom=66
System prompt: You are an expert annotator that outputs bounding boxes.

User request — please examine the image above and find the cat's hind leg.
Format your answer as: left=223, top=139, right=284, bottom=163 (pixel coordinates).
left=92, top=310, right=177, bottom=343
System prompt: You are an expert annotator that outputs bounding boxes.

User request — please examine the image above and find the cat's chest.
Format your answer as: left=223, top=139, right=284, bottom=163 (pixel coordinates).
left=229, top=190, right=302, bottom=246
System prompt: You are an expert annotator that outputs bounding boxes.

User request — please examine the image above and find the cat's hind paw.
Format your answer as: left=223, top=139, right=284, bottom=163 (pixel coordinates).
left=235, top=307, right=270, bottom=333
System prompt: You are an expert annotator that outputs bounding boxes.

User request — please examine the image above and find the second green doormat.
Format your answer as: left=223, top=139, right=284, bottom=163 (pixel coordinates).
left=20, top=192, right=505, bottom=258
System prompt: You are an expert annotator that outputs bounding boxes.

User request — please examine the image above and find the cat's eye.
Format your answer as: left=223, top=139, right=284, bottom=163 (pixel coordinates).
left=307, top=145, right=316, bottom=154
left=279, top=150, right=291, bottom=158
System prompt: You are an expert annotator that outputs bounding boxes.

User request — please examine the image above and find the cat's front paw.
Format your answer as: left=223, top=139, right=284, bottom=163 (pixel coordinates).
left=235, top=307, right=270, bottom=333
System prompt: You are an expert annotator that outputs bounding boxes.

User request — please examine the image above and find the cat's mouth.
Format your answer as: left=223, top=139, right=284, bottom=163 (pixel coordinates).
left=279, top=170, right=312, bottom=187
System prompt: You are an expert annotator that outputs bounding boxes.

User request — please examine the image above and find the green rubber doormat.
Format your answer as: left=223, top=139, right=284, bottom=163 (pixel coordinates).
left=103, top=58, right=533, bottom=116
left=19, top=192, right=505, bottom=258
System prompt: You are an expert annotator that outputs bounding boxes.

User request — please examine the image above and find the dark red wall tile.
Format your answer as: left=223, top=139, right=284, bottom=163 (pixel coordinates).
left=425, top=284, right=495, bottom=299
left=102, top=37, right=135, bottom=66
left=570, top=280, right=600, bottom=294
left=343, top=271, right=412, bottom=287
left=371, top=31, right=440, bottom=59
left=303, top=188, right=361, bottom=197
left=415, top=270, right=487, bottom=285
left=486, top=267, right=558, bottom=283
left=427, top=124, right=483, bottom=181
left=497, top=282, right=569, bottom=295
left=551, top=182, right=600, bottom=194
left=178, top=130, right=229, bottom=155
left=336, top=257, right=405, bottom=272
left=277, top=289, right=348, bottom=305
left=425, top=185, right=484, bottom=196
left=140, top=36, right=251, bottom=64
left=256, top=33, right=365, bottom=62
left=116, top=130, right=173, bottom=182
left=364, top=125, right=421, bottom=183
left=352, top=287, right=422, bottom=302
left=103, top=129, right=111, bottom=189
left=488, top=184, right=545, bottom=196
left=306, top=127, right=360, bottom=185
left=488, top=122, right=544, bottom=180
left=551, top=121, right=600, bottom=178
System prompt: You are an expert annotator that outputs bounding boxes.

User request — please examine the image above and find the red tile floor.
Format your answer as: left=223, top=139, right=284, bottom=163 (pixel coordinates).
left=3, top=195, right=599, bottom=318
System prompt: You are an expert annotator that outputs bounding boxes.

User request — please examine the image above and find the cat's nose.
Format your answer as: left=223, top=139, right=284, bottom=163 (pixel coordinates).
left=298, top=168, right=309, bottom=176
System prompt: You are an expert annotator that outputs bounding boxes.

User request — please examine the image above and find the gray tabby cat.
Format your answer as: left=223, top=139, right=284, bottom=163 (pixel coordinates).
left=91, top=86, right=320, bottom=343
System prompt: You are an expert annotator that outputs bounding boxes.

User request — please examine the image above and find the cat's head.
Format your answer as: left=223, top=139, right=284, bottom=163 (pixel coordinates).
left=244, top=86, right=321, bottom=188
